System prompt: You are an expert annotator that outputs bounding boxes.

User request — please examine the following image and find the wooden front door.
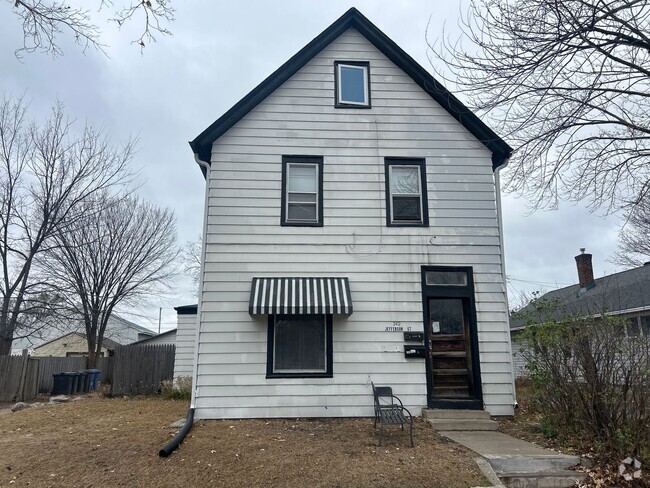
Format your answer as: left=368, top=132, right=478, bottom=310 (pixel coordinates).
left=422, top=267, right=483, bottom=409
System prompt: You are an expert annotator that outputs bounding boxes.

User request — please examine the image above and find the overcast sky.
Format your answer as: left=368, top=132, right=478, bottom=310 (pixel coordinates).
left=0, top=0, right=624, bottom=332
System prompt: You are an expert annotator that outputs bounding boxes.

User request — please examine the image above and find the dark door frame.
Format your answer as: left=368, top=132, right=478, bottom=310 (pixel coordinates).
left=421, top=265, right=483, bottom=410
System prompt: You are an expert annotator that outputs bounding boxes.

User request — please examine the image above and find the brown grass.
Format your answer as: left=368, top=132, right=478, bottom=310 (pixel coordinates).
left=0, top=397, right=486, bottom=488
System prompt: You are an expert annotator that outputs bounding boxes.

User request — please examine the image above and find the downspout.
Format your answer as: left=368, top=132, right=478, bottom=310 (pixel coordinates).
left=159, top=153, right=210, bottom=457
left=494, top=159, right=518, bottom=409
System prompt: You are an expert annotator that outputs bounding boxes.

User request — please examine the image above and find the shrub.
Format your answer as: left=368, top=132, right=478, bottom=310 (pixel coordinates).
left=516, top=299, right=650, bottom=463
left=160, top=376, right=192, bottom=400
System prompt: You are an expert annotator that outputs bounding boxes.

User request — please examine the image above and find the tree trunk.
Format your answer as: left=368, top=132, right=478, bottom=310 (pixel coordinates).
left=0, top=335, right=12, bottom=356
left=86, top=349, right=98, bottom=369
left=0, top=306, right=15, bottom=356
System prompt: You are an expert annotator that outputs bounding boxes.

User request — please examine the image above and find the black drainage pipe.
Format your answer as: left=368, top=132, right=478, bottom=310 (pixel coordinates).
left=159, top=408, right=195, bottom=457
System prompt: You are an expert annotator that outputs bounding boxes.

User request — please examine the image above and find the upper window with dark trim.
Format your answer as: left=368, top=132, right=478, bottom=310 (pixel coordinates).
left=281, top=156, right=323, bottom=227
left=385, top=158, right=429, bottom=226
left=266, top=314, right=333, bottom=378
left=334, top=61, right=370, bottom=108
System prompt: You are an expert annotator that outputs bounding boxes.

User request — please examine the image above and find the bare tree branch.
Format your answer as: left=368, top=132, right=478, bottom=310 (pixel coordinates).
left=40, top=192, right=179, bottom=367
left=613, top=197, right=650, bottom=268
left=0, top=95, right=133, bottom=355
left=181, top=235, right=201, bottom=295
left=8, top=0, right=175, bottom=58
left=428, top=0, right=650, bottom=213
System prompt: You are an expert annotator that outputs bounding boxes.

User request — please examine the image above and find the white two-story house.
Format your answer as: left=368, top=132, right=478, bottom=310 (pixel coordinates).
left=184, top=8, right=516, bottom=419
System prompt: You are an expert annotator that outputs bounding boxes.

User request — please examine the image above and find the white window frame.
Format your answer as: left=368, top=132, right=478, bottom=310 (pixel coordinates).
left=271, top=314, right=329, bottom=375
left=336, top=63, right=369, bottom=106
left=389, top=164, right=424, bottom=224
left=286, top=162, right=319, bottom=224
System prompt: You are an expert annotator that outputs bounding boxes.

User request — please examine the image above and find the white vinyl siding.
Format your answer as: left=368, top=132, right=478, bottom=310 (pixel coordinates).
left=194, top=28, right=514, bottom=418
left=174, top=313, right=197, bottom=379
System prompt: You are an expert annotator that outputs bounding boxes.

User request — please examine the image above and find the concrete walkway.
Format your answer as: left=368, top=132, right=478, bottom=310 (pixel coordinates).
left=440, top=431, right=584, bottom=488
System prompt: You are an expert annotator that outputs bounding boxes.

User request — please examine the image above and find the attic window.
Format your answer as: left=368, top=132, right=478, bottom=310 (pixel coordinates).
left=335, top=61, right=370, bottom=107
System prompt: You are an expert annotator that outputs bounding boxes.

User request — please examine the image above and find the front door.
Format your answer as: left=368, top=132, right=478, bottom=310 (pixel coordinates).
left=422, top=267, right=483, bottom=409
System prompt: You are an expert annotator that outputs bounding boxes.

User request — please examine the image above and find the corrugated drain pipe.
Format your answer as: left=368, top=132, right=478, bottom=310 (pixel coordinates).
left=159, top=408, right=195, bottom=457
left=159, top=151, right=209, bottom=458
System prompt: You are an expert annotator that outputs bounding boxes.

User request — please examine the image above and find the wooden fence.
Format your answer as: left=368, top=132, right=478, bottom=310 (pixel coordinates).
left=0, top=352, right=39, bottom=402
left=111, top=344, right=175, bottom=396
left=0, top=344, right=175, bottom=401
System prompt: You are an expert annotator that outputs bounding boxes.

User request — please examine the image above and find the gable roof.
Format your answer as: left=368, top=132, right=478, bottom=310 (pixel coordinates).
left=33, top=332, right=121, bottom=351
left=110, top=314, right=155, bottom=336
left=189, top=7, right=512, bottom=173
left=511, top=263, right=650, bottom=330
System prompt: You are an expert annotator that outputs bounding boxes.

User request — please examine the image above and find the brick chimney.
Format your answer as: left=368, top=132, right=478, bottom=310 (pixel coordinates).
left=575, top=248, right=595, bottom=290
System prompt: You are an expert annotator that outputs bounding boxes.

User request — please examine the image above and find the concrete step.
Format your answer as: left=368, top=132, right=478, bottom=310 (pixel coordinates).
left=499, top=469, right=586, bottom=488
left=429, top=418, right=499, bottom=431
left=422, top=408, right=492, bottom=420
left=488, top=454, right=581, bottom=474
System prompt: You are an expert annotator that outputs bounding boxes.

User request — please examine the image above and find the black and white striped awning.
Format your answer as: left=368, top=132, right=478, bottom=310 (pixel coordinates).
left=249, top=277, right=353, bottom=316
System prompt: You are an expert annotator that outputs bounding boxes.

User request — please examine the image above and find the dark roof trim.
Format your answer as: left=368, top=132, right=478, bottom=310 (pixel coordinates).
left=189, top=7, right=512, bottom=172
left=174, top=304, right=198, bottom=315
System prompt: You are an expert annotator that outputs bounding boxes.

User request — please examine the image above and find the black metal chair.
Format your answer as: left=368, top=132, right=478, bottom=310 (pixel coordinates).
left=371, top=381, right=414, bottom=447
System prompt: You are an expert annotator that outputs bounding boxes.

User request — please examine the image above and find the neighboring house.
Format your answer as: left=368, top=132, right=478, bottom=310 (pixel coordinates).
left=173, top=305, right=197, bottom=380
left=184, top=8, right=516, bottom=419
left=132, top=329, right=177, bottom=346
left=32, top=332, right=120, bottom=357
left=106, top=315, right=156, bottom=344
left=11, top=314, right=155, bottom=355
left=510, top=250, right=650, bottom=378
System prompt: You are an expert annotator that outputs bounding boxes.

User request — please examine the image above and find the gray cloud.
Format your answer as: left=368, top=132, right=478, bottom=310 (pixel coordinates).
left=0, top=0, right=624, bottom=330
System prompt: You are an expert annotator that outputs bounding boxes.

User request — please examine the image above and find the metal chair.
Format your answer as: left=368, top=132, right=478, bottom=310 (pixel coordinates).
left=371, top=381, right=414, bottom=447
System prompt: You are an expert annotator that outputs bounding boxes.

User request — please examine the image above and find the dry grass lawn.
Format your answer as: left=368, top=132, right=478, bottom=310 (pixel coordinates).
left=0, top=396, right=486, bottom=488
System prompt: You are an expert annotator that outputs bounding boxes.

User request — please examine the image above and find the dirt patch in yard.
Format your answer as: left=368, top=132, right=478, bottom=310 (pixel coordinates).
left=0, top=397, right=485, bottom=488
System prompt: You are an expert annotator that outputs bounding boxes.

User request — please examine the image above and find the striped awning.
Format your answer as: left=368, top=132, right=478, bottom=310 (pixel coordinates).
left=249, top=277, right=353, bottom=316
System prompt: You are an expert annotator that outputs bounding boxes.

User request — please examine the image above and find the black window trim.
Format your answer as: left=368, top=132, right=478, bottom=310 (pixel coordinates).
left=334, top=60, right=371, bottom=109
left=384, top=157, right=429, bottom=227
left=281, top=155, right=324, bottom=227
left=266, top=314, right=334, bottom=379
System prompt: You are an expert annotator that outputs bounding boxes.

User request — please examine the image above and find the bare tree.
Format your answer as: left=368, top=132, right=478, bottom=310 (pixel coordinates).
left=613, top=197, right=650, bottom=268
left=182, top=235, right=201, bottom=294
left=42, top=192, right=179, bottom=367
left=428, top=0, right=650, bottom=213
left=8, top=0, right=174, bottom=58
left=0, top=95, right=133, bottom=355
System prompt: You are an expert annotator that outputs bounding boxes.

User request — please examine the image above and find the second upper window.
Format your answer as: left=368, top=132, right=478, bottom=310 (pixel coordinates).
left=335, top=61, right=370, bottom=108
left=281, top=156, right=323, bottom=227
left=385, top=158, right=429, bottom=226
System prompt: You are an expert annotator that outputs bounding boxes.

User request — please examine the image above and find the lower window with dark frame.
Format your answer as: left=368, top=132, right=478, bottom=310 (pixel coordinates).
left=266, top=314, right=333, bottom=378
left=384, top=157, right=429, bottom=227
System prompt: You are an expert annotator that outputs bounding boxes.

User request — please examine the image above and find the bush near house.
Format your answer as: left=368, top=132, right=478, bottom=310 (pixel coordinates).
left=160, top=376, right=192, bottom=400
left=516, top=300, right=650, bottom=465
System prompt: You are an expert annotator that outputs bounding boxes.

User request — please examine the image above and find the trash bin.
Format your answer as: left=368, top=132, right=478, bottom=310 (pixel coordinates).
left=66, top=372, right=79, bottom=394
left=52, top=373, right=74, bottom=395
left=83, top=371, right=92, bottom=393
left=86, top=369, right=101, bottom=391
left=77, top=371, right=88, bottom=393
